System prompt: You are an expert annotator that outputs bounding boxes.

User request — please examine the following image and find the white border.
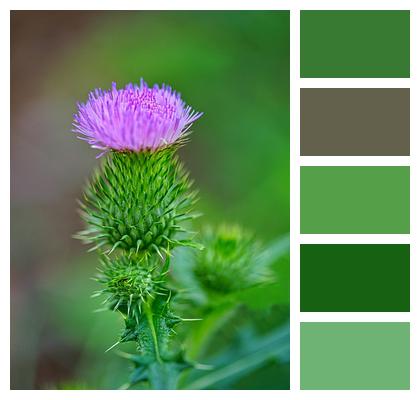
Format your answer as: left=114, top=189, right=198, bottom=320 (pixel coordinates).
left=300, top=157, right=411, bottom=166
left=300, top=235, right=411, bottom=244
left=290, top=6, right=300, bottom=392
left=3, top=0, right=419, bottom=399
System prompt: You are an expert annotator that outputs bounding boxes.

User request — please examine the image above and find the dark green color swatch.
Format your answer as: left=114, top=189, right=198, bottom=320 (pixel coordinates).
left=300, top=11, right=410, bottom=77
left=300, top=322, right=410, bottom=390
left=300, top=244, right=410, bottom=312
left=300, top=167, right=410, bottom=234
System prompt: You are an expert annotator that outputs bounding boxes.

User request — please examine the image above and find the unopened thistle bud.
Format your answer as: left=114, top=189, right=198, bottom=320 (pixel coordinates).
left=193, top=225, right=271, bottom=294
left=94, top=255, right=168, bottom=319
left=78, top=149, right=199, bottom=257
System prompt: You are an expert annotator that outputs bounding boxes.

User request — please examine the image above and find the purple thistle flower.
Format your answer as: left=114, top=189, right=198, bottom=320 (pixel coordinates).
left=73, top=79, right=203, bottom=156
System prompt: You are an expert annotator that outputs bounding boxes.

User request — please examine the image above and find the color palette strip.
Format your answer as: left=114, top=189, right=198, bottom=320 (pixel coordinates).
left=300, top=166, right=410, bottom=234
left=300, top=322, right=410, bottom=390
left=300, top=10, right=410, bottom=78
left=299, top=8, right=411, bottom=391
left=300, top=89, right=410, bottom=156
left=300, top=244, right=410, bottom=312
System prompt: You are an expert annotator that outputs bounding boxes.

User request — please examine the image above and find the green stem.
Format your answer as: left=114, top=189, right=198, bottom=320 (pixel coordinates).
left=143, top=300, right=162, bottom=363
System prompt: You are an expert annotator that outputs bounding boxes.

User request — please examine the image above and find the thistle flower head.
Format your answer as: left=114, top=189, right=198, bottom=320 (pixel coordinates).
left=73, top=79, right=202, bottom=156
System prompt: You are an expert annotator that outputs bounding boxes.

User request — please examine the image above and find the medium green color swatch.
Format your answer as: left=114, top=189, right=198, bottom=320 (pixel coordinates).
left=300, top=244, right=410, bottom=312
left=300, top=10, right=410, bottom=77
left=300, top=322, right=410, bottom=390
left=300, top=167, right=410, bottom=234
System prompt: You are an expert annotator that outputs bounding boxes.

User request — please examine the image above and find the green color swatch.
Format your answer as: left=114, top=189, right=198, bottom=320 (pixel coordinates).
left=300, top=167, right=410, bottom=234
left=301, top=322, right=410, bottom=390
left=300, top=244, right=410, bottom=312
left=300, top=10, right=410, bottom=77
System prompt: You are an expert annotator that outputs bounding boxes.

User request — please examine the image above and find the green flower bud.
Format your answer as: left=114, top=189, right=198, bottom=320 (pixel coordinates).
left=78, top=148, right=199, bottom=257
left=95, top=255, right=167, bottom=319
left=193, top=225, right=270, bottom=293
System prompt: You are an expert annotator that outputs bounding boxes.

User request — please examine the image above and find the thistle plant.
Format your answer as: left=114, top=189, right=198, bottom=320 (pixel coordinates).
left=73, top=79, right=202, bottom=389
left=72, top=79, right=287, bottom=390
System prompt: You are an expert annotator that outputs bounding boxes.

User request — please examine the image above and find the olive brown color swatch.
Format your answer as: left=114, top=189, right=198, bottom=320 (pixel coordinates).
left=300, top=166, right=410, bottom=234
left=300, top=10, right=410, bottom=78
left=300, top=244, right=410, bottom=312
left=300, top=89, right=410, bottom=156
left=300, top=322, right=410, bottom=390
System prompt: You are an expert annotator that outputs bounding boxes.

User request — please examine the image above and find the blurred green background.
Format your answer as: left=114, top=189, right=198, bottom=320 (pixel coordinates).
left=11, top=11, right=290, bottom=389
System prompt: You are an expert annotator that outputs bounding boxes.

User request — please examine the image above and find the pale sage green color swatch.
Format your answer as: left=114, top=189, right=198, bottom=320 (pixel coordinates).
left=301, top=322, right=410, bottom=390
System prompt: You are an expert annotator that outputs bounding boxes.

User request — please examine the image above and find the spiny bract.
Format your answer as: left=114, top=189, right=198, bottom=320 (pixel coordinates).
left=77, top=148, right=199, bottom=257
left=193, top=225, right=270, bottom=293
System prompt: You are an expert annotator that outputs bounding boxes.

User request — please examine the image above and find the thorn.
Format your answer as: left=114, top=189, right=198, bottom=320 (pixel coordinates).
left=116, top=309, right=127, bottom=320
left=136, top=240, right=142, bottom=254
left=113, top=299, right=122, bottom=311
left=93, top=307, right=108, bottom=313
left=108, top=240, right=122, bottom=255
left=127, top=294, right=133, bottom=317
left=151, top=244, right=164, bottom=259
left=101, top=295, right=112, bottom=305
left=135, top=306, right=140, bottom=324
left=181, top=318, right=202, bottom=322
left=166, top=291, right=172, bottom=304
left=105, top=340, right=120, bottom=353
